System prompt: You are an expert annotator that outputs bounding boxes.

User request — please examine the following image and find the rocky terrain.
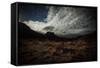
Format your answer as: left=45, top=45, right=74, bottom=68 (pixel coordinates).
left=18, top=22, right=97, bottom=65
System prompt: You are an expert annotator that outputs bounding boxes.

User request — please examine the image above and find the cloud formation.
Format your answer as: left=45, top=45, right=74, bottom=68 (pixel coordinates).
left=22, top=6, right=96, bottom=38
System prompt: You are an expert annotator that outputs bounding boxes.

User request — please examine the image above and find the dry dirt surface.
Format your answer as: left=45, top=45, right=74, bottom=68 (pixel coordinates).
left=18, top=33, right=97, bottom=65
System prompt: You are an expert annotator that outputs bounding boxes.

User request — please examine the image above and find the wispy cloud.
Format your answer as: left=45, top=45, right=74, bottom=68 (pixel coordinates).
left=22, top=6, right=96, bottom=38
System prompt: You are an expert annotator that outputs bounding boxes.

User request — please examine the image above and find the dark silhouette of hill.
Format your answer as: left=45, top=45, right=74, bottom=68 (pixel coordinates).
left=18, top=22, right=45, bottom=39
left=18, top=22, right=97, bottom=41
left=45, top=32, right=70, bottom=40
left=18, top=22, right=69, bottom=40
left=45, top=32, right=59, bottom=40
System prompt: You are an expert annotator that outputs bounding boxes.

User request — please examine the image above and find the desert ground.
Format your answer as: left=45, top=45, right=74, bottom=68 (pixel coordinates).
left=18, top=33, right=97, bottom=65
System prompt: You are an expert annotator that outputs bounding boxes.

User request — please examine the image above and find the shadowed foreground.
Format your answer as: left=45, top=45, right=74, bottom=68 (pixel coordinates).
left=18, top=33, right=97, bottom=65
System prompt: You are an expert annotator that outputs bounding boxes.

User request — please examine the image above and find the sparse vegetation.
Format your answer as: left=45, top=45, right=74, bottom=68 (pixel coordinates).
left=18, top=33, right=97, bottom=64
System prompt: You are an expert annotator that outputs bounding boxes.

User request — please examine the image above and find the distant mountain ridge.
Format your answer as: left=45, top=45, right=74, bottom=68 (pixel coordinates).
left=18, top=22, right=45, bottom=39
left=18, top=22, right=72, bottom=40
left=18, top=22, right=97, bottom=41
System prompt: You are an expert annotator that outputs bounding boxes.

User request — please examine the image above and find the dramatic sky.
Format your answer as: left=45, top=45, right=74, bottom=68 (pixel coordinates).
left=18, top=4, right=97, bottom=38
left=19, top=4, right=48, bottom=22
